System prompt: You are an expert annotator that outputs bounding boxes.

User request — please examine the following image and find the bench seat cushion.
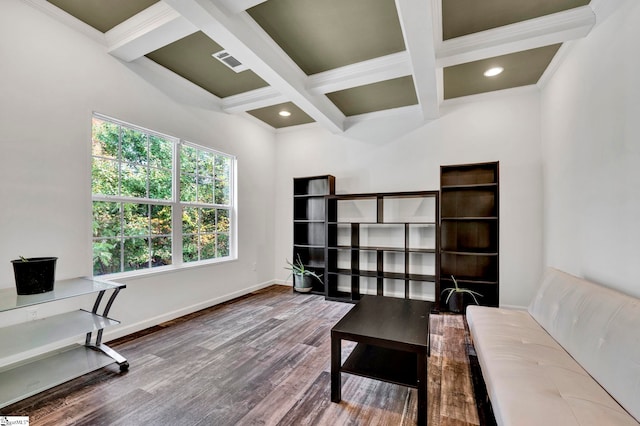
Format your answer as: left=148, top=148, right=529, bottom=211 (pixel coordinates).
left=528, top=269, right=640, bottom=422
left=467, top=305, right=639, bottom=426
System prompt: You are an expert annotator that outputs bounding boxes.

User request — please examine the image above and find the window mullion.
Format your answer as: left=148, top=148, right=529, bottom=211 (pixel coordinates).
left=172, top=141, right=183, bottom=266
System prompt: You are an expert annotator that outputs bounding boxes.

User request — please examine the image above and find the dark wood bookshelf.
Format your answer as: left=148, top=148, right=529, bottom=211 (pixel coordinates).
left=292, top=175, right=335, bottom=295
left=439, top=162, right=499, bottom=310
left=325, top=191, right=440, bottom=303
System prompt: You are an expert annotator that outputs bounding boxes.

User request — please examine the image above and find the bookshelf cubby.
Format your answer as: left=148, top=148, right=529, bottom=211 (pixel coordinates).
left=325, top=191, right=440, bottom=303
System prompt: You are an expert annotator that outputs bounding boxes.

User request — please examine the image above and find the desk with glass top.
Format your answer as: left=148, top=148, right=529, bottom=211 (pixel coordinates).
left=0, top=277, right=127, bottom=408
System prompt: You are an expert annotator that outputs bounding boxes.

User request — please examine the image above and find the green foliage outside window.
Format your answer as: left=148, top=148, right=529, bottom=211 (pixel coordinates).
left=91, top=115, right=233, bottom=276
left=181, top=207, right=230, bottom=263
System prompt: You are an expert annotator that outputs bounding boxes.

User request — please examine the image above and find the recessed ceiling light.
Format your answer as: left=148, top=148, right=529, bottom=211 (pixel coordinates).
left=484, top=67, right=504, bottom=77
left=279, top=110, right=291, bottom=117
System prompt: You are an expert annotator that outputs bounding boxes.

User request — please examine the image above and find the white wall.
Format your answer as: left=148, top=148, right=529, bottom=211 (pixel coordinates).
left=541, top=0, right=640, bottom=297
left=0, top=0, right=277, bottom=344
left=274, top=90, right=544, bottom=308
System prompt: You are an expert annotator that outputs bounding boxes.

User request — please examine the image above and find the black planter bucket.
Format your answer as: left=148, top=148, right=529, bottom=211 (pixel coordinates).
left=11, top=257, right=57, bottom=295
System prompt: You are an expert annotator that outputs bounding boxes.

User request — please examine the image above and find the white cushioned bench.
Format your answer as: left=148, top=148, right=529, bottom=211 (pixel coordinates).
left=466, top=268, right=640, bottom=426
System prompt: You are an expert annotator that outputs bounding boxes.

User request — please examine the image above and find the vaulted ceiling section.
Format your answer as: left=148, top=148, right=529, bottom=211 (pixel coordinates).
left=41, top=0, right=596, bottom=132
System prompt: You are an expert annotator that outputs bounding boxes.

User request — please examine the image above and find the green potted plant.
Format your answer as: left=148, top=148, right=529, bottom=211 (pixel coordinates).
left=285, top=254, right=323, bottom=293
left=441, top=275, right=482, bottom=313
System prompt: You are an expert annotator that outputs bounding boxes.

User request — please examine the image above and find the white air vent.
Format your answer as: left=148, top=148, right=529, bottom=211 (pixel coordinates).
left=212, top=50, right=248, bottom=73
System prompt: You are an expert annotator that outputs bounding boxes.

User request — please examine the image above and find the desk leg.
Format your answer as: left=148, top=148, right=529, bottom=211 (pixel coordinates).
left=417, top=351, right=427, bottom=426
left=331, top=335, right=341, bottom=402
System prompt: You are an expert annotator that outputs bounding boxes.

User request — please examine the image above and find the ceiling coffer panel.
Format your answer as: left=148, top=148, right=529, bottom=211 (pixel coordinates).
left=146, top=32, right=268, bottom=99
left=248, top=0, right=406, bottom=75
left=327, top=76, right=418, bottom=117
left=443, top=44, right=562, bottom=99
left=442, top=0, right=591, bottom=40
left=247, top=102, right=315, bottom=129
left=46, top=0, right=160, bottom=33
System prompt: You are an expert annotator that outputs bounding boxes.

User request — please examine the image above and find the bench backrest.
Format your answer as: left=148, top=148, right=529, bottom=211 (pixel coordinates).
left=528, top=268, right=640, bottom=422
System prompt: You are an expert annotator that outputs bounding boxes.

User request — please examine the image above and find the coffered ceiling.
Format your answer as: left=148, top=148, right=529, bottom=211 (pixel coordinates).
left=38, top=0, right=597, bottom=133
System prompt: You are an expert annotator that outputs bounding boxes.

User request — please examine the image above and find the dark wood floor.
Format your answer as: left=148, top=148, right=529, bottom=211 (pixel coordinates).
left=3, top=285, right=480, bottom=425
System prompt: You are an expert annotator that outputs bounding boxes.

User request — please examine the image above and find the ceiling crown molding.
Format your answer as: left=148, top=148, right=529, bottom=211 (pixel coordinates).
left=106, top=2, right=197, bottom=62
left=436, top=6, right=595, bottom=67
left=222, top=86, right=287, bottom=113
left=307, top=52, right=412, bottom=95
left=344, top=104, right=423, bottom=126
left=217, top=0, right=268, bottom=15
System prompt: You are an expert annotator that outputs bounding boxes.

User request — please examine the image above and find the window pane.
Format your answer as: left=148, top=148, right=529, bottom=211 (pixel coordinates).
left=215, top=178, right=230, bottom=205
left=182, top=207, right=198, bottom=234
left=217, top=233, right=229, bottom=257
left=151, top=205, right=171, bottom=235
left=93, top=202, right=120, bottom=237
left=152, top=237, right=172, bottom=267
left=93, top=239, right=121, bottom=275
left=149, top=168, right=172, bottom=200
left=121, top=163, right=148, bottom=198
left=123, top=238, right=149, bottom=271
left=123, top=203, right=149, bottom=236
left=149, top=135, right=172, bottom=169
left=201, top=234, right=216, bottom=260
left=121, top=128, right=148, bottom=165
left=197, top=176, right=213, bottom=204
left=217, top=209, right=229, bottom=232
left=183, top=235, right=198, bottom=262
left=180, top=145, right=197, bottom=174
left=92, top=158, right=119, bottom=196
left=215, top=155, right=230, bottom=180
left=180, top=174, right=196, bottom=202
left=92, top=118, right=119, bottom=159
left=214, top=155, right=231, bottom=205
left=198, top=150, right=214, bottom=176
left=200, top=208, right=216, bottom=233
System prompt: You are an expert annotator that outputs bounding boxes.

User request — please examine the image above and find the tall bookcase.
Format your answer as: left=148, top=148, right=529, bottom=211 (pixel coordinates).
left=439, top=162, right=499, bottom=309
left=293, top=175, right=335, bottom=295
left=325, top=191, right=440, bottom=303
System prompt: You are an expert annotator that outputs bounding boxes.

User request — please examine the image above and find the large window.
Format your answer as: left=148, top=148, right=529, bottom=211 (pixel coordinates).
left=91, top=114, right=234, bottom=276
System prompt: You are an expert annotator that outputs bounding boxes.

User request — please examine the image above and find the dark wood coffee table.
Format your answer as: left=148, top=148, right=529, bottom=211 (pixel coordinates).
left=331, top=295, right=432, bottom=426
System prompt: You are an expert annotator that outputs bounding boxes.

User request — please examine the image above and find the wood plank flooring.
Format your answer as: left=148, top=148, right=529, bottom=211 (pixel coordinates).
left=2, top=285, right=480, bottom=425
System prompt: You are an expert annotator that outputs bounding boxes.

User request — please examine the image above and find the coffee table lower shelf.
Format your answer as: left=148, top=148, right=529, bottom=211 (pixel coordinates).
left=341, top=343, right=418, bottom=388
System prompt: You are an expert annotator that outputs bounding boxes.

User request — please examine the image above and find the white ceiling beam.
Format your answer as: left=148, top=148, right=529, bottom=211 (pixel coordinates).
left=307, top=51, right=412, bottom=95
left=164, top=0, right=344, bottom=133
left=395, top=0, right=440, bottom=120
left=106, top=2, right=197, bottom=62
left=222, top=86, right=287, bottom=113
left=217, top=0, right=268, bottom=14
left=223, top=52, right=413, bottom=113
left=436, top=6, right=595, bottom=68
left=431, top=0, right=444, bottom=46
